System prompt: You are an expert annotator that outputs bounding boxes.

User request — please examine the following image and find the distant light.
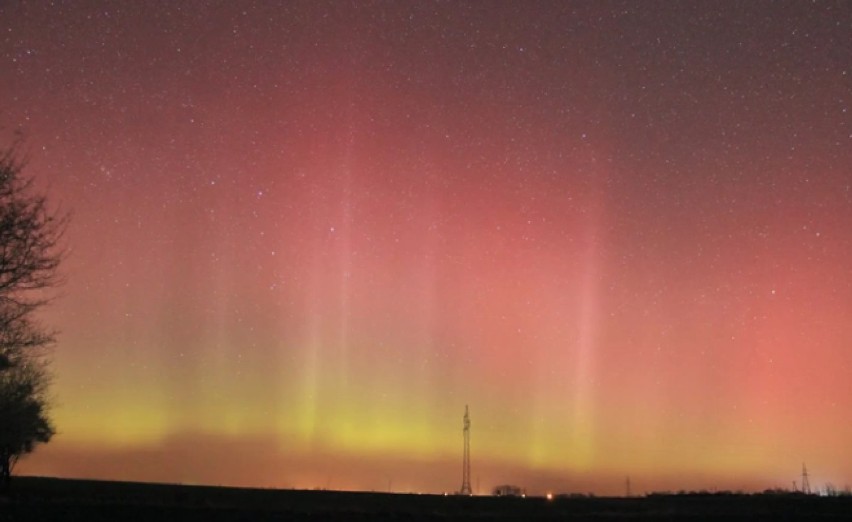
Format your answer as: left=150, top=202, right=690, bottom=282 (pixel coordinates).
left=546, top=492, right=553, bottom=501
left=521, top=494, right=526, bottom=498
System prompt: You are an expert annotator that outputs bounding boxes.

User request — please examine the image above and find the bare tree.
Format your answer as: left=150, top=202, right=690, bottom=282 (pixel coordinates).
left=0, top=140, right=65, bottom=490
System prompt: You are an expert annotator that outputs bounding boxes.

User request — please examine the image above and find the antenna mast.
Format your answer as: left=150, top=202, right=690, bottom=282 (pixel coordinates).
left=460, top=405, right=472, bottom=495
left=801, top=463, right=811, bottom=494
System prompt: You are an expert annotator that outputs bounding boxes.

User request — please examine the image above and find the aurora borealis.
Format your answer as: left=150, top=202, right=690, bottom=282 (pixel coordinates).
left=1, top=1, right=851, bottom=495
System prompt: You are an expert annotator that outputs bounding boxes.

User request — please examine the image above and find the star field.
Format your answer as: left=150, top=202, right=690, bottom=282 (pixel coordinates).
left=1, top=1, right=851, bottom=495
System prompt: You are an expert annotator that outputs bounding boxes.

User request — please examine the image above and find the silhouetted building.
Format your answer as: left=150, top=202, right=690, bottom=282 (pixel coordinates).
left=493, top=484, right=524, bottom=497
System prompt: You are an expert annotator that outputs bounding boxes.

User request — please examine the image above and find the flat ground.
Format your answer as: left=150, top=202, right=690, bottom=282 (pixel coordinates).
left=2, top=476, right=850, bottom=521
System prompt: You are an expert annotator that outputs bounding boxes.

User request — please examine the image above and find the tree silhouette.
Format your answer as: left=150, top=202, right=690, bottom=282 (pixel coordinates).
left=0, top=139, right=64, bottom=491
left=0, top=361, right=52, bottom=487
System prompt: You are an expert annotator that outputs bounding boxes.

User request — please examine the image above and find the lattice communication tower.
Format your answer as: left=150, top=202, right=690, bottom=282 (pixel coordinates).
left=460, top=405, right=472, bottom=495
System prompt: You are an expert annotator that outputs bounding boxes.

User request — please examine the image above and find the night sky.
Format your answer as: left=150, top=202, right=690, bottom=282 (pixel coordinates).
left=2, top=1, right=851, bottom=495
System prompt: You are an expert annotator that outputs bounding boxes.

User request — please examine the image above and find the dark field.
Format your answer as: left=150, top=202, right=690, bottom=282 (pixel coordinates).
left=2, top=477, right=851, bottom=521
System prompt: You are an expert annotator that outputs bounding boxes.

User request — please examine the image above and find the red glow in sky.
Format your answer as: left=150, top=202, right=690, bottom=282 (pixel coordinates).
left=2, top=2, right=851, bottom=495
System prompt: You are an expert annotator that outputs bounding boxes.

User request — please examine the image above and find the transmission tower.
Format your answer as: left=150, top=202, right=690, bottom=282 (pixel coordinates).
left=801, top=463, right=811, bottom=494
left=460, top=405, right=472, bottom=495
